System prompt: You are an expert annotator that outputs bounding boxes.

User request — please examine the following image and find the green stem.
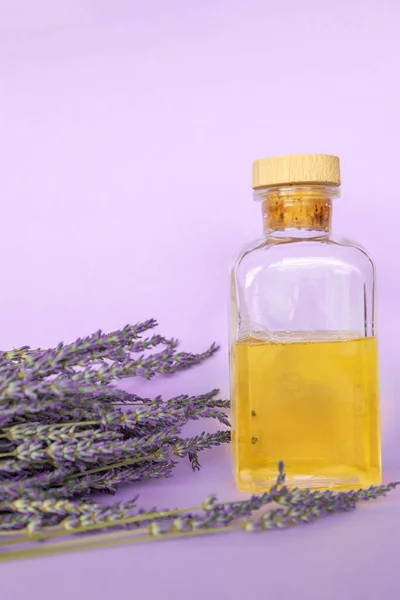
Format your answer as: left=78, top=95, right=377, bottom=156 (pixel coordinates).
left=67, top=454, right=159, bottom=480
left=0, top=524, right=233, bottom=563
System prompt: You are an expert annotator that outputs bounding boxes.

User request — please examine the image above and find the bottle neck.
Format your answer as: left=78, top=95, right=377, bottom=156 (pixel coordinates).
left=254, top=184, right=340, bottom=238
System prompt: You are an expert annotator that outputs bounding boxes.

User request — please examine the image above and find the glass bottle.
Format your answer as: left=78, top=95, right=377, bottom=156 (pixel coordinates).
left=230, top=154, right=381, bottom=492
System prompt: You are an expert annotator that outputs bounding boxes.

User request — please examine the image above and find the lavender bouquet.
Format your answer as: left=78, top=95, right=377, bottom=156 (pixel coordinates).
left=0, top=322, right=228, bottom=525
left=0, top=320, right=398, bottom=562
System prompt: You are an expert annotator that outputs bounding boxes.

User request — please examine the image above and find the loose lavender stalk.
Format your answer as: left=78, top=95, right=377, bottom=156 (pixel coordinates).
left=1, top=333, right=178, bottom=382
left=2, top=464, right=398, bottom=552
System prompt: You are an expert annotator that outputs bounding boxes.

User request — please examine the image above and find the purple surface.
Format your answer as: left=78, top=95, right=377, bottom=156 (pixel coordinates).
left=1, top=1, right=400, bottom=598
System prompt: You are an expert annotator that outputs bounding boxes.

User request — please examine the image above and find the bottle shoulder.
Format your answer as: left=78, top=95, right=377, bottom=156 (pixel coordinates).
left=232, top=234, right=375, bottom=275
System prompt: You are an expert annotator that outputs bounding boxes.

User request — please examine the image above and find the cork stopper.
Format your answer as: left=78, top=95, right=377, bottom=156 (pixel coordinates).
left=252, top=154, right=341, bottom=190
left=263, top=193, right=332, bottom=232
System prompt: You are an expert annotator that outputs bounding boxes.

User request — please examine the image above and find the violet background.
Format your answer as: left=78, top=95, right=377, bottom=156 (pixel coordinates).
left=0, top=1, right=399, bottom=598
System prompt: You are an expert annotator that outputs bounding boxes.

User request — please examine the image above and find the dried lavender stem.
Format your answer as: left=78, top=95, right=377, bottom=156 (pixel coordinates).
left=3, top=526, right=153, bottom=551
left=0, top=524, right=233, bottom=563
left=66, top=455, right=161, bottom=478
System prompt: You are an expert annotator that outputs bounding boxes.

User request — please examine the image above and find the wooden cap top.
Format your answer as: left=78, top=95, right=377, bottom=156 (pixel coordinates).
left=252, top=154, right=341, bottom=189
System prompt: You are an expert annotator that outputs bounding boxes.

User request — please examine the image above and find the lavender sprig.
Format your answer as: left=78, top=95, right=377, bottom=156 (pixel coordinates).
left=0, top=320, right=159, bottom=372
left=5, top=427, right=179, bottom=465
left=0, top=343, right=218, bottom=403
left=118, top=401, right=230, bottom=431
left=172, top=431, right=231, bottom=466
left=2, top=334, right=178, bottom=382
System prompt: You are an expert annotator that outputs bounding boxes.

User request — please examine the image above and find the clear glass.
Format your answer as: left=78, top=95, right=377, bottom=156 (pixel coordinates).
left=230, top=184, right=381, bottom=491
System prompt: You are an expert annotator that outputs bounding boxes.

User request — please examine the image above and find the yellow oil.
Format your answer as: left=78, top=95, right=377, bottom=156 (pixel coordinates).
left=231, top=334, right=381, bottom=491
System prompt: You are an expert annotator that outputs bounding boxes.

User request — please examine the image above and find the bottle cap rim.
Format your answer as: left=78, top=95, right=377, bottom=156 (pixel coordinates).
left=252, top=154, right=341, bottom=190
